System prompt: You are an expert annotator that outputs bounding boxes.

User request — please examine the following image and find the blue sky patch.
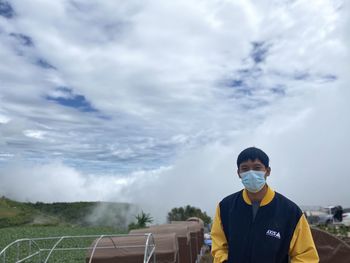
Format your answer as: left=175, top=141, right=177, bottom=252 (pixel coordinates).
left=241, top=98, right=269, bottom=110
left=238, top=67, right=263, bottom=79
left=224, top=66, right=263, bottom=99
left=321, top=74, right=337, bottom=82
left=235, top=86, right=253, bottom=96
left=294, top=71, right=310, bottom=80
left=228, top=79, right=244, bottom=88
left=0, top=0, right=14, bottom=19
left=10, top=33, right=34, bottom=47
left=250, top=41, right=269, bottom=64
left=46, top=87, right=98, bottom=112
left=270, top=86, right=286, bottom=96
left=36, top=59, right=56, bottom=69
left=293, top=72, right=337, bottom=82
left=97, top=114, right=112, bottom=121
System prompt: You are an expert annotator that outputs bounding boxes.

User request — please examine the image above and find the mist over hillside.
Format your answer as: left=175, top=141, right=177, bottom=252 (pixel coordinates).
left=0, top=196, right=140, bottom=229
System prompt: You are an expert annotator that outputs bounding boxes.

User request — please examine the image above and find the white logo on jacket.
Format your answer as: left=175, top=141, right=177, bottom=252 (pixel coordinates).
left=266, top=229, right=281, bottom=239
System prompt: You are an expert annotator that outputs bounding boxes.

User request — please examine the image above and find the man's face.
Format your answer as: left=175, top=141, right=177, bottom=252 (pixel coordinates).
left=237, top=159, right=271, bottom=178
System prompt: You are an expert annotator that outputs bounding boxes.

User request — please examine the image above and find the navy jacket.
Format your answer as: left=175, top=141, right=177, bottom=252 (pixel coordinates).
left=219, top=190, right=302, bottom=263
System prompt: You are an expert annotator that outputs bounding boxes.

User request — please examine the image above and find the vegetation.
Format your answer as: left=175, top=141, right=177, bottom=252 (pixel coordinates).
left=167, top=205, right=212, bottom=225
left=0, top=196, right=134, bottom=229
left=317, top=224, right=350, bottom=239
left=0, top=197, right=36, bottom=228
left=128, top=211, right=153, bottom=231
left=0, top=226, right=124, bottom=262
left=1, top=197, right=348, bottom=262
left=31, top=201, right=95, bottom=224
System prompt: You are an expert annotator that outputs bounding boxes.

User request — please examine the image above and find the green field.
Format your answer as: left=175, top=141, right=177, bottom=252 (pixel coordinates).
left=0, top=197, right=138, bottom=261
left=0, top=226, right=125, bottom=262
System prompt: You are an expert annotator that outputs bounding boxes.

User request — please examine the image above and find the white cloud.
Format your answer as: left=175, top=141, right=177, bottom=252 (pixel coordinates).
left=0, top=160, right=137, bottom=203
left=0, top=114, right=11, bottom=124
left=23, top=129, right=47, bottom=139
left=0, top=0, right=349, bottom=220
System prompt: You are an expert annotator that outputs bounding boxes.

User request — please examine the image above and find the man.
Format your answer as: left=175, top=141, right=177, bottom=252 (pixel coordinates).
left=211, top=147, right=319, bottom=263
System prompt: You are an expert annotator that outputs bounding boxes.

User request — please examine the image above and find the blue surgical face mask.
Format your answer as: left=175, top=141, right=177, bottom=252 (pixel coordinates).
left=240, top=170, right=266, bottom=193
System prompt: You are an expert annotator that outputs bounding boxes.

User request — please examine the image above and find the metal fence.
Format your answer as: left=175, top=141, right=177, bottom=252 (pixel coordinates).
left=0, top=234, right=155, bottom=263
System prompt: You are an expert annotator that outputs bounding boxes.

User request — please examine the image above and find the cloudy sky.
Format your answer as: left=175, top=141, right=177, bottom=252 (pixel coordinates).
left=0, top=0, right=349, bottom=221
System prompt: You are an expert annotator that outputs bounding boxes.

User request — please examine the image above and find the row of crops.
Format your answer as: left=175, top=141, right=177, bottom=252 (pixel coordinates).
left=0, top=226, right=124, bottom=262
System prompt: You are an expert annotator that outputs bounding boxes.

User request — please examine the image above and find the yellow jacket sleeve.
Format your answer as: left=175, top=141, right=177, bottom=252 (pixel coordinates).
left=289, top=214, right=319, bottom=262
left=211, top=204, right=228, bottom=263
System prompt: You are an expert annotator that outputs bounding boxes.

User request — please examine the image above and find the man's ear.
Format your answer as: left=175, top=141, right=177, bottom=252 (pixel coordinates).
left=237, top=169, right=241, bottom=178
left=265, top=167, right=271, bottom=177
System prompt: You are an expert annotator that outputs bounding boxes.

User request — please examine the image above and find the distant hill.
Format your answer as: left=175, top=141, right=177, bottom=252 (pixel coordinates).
left=0, top=196, right=138, bottom=229
left=0, top=197, right=43, bottom=228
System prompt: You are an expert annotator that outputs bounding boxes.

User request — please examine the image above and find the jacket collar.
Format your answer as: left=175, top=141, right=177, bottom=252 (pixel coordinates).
left=242, top=185, right=275, bottom=206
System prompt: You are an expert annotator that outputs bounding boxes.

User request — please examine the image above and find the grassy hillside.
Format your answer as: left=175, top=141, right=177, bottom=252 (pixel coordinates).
left=31, top=201, right=99, bottom=225
left=0, top=197, right=137, bottom=229
left=0, top=197, right=37, bottom=227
